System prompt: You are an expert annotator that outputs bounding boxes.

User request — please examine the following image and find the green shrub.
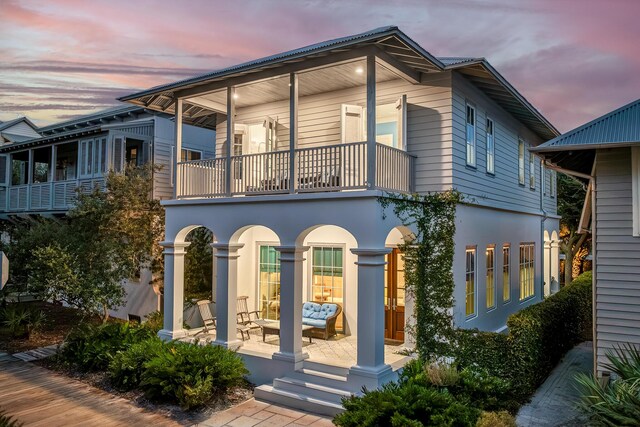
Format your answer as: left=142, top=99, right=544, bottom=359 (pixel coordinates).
left=0, top=408, right=23, bottom=427
left=60, top=322, right=155, bottom=371
left=109, top=337, right=167, bottom=391
left=334, top=380, right=479, bottom=427
left=0, top=304, right=46, bottom=339
left=142, top=311, right=163, bottom=333
left=452, top=271, right=592, bottom=400
left=139, top=342, right=247, bottom=409
left=476, top=411, right=516, bottom=427
left=576, top=344, right=640, bottom=426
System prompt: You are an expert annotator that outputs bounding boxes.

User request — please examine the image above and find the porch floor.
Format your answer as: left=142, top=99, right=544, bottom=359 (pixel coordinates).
left=184, top=328, right=410, bottom=368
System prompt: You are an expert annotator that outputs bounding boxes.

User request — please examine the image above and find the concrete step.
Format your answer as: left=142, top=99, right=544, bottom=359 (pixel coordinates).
left=273, top=376, right=353, bottom=405
left=254, top=384, right=344, bottom=417
left=302, top=360, right=350, bottom=377
left=290, top=368, right=349, bottom=389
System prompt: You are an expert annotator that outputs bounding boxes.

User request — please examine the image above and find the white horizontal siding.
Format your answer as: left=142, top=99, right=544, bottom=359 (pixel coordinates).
left=594, top=148, right=640, bottom=374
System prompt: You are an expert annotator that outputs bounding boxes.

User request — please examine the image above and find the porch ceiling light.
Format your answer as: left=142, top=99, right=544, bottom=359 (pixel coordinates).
left=233, top=93, right=239, bottom=100
left=355, top=66, right=364, bottom=74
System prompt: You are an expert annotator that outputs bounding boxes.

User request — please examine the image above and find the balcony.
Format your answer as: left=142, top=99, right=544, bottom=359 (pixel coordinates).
left=176, top=141, right=415, bottom=199
left=0, top=178, right=106, bottom=213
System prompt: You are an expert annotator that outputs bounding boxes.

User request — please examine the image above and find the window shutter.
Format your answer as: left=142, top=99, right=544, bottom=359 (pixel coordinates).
left=632, top=147, right=640, bottom=236
left=396, top=95, right=407, bottom=150
left=341, top=104, right=364, bottom=143
left=0, top=155, right=7, bottom=185
left=112, top=136, right=124, bottom=172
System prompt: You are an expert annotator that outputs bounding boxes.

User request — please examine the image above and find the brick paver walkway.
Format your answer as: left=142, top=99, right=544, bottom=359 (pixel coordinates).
left=516, top=341, right=593, bottom=427
left=0, top=358, right=180, bottom=427
left=197, top=399, right=334, bottom=427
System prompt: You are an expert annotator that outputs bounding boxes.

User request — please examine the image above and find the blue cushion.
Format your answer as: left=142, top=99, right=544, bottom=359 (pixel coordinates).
left=303, top=318, right=327, bottom=328
left=302, top=302, right=321, bottom=319
left=319, top=303, right=338, bottom=320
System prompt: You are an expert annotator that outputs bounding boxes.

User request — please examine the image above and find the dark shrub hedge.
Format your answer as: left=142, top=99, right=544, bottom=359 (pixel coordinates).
left=108, top=337, right=168, bottom=391
left=59, top=322, right=155, bottom=371
left=453, top=271, right=592, bottom=399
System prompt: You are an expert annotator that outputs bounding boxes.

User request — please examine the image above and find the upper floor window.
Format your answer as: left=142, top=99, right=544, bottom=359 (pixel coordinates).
left=181, top=149, right=202, bottom=161
left=80, top=137, right=108, bottom=178
left=465, top=247, right=476, bottom=317
left=519, top=243, right=535, bottom=300
left=341, top=96, right=407, bottom=149
left=486, top=118, right=495, bottom=174
left=466, top=104, right=476, bottom=167
left=550, top=170, right=556, bottom=198
left=518, top=138, right=525, bottom=185
left=529, top=152, right=536, bottom=189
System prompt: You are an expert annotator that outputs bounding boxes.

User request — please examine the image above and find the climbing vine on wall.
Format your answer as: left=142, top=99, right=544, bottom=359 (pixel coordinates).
left=380, top=190, right=461, bottom=360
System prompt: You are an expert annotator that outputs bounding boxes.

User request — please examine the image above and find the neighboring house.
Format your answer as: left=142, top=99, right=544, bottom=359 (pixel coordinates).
left=120, top=26, right=560, bottom=414
left=532, top=98, right=640, bottom=377
left=0, top=117, right=41, bottom=144
left=0, top=105, right=215, bottom=321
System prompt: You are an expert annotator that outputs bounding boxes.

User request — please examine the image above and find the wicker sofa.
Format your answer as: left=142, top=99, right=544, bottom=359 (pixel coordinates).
left=302, top=302, right=342, bottom=340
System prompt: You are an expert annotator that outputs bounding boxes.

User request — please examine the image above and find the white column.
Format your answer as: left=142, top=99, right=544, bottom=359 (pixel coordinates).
left=158, top=241, right=190, bottom=340
left=211, top=242, right=244, bottom=349
left=543, top=241, right=551, bottom=296
left=289, top=73, right=298, bottom=194
left=349, top=248, right=392, bottom=385
left=366, top=54, right=377, bottom=189
left=174, top=97, right=183, bottom=199
left=225, top=87, right=235, bottom=196
left=274, top=245, right=309, bottom=365
left=550, top=241, right=560, bottom=293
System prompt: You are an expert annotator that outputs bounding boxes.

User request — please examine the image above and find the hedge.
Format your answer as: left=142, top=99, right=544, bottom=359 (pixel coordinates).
left=453, top=271, right=592, bottom=400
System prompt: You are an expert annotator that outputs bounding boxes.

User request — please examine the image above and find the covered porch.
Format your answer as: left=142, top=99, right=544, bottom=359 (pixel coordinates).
left=159, top=193, right=414, bottom=390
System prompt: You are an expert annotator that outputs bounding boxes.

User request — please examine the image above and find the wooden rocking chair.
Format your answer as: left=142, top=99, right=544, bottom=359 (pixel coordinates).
left=196, top=300, right=250, bottom=341
left=237, top=296, right=262, bottom=331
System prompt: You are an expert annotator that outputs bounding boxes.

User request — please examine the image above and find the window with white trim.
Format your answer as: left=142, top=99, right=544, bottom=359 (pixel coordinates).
left=181, top=148, right=202, bottom=161
left=465, top=247, right=476, bottom=317
left=519, top=243, right=535, bottom=300
left=530, top=152, right=536, bottom=189
left=518, top=138, right=525, bottom=185
left=466, top=104, right=476, bottom=167
left=632, top=147, right=640, bottom=236
left=79, top=137, right=108, bottom=178
left=502, top=245, right=511, bottom=302
left=550, top=170, right=557, bottom=198
left=486, top=118, right=495, bottom=174
left=486, top=246, right=495, bottom=309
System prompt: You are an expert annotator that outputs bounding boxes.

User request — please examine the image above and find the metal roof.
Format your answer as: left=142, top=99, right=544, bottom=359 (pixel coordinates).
left=0, top=116, right=39, bottom=132
left=532, top=99, right=640, bottom=177
left=119, top=26, right=558, bottom=141
left=38, top=104, right=145, bottom=134
left=532, top=98, right=640, bottom=152
left=0, top=132, right=34, bottom=143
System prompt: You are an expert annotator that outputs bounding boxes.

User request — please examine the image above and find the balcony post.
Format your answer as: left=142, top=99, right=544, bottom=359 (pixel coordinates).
left=226, top=87, right=235, bottom=196
left=366, top=55, right=377, bottom=189
left=27, top=148, right=33, bottom=210
left=173, top=97, right=183, bottom=199
left=289, top=73, right=298, bottom=194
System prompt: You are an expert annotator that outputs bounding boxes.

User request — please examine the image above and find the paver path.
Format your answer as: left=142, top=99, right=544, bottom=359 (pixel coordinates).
left=516, top=341, right=593, bottom=427
left=197, top=399, right=334, bottom=427
left=0, top=359, right=180, bottom=427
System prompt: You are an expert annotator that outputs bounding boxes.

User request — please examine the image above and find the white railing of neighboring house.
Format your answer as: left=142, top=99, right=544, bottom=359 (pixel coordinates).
left=176, top=141, right=415, bottom=199
left=1, top=177, right=107, bottom=213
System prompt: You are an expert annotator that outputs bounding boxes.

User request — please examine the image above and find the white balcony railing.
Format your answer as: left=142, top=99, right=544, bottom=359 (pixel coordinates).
left=1, top=178, right=106, bottom=213
left=176, top=142, right=415, bottom=199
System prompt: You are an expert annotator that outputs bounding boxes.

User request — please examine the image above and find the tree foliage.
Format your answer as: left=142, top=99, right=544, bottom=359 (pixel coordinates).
left=557, top=173, right=590, bottom=284
left=380, top=190, right=461, bottom=359
left=184, top=227, right=214, bottom=300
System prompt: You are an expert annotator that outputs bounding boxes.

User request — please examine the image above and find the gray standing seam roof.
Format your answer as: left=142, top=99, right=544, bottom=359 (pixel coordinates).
left=533, top=99, right=640, bottom=152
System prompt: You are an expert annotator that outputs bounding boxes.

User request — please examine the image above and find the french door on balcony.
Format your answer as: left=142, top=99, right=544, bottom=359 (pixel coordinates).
left=384, top=248, right=405, bottom=342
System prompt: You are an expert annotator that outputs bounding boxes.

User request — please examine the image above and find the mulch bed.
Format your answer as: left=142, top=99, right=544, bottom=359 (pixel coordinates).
left=35, top=357, right=253, bottom=425
left=0, top=301, right=101, bottom=353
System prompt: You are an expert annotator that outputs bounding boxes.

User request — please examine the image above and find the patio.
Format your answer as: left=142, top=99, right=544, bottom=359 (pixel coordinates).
left=183, top=328, right=411, bottom=368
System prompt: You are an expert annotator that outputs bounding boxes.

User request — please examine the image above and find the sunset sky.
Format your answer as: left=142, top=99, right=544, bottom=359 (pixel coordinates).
left=1, top=0, right=639, bottom=133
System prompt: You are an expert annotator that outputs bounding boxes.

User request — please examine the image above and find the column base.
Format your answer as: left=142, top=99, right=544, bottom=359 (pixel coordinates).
left=212, top=339, right=244, bottom=351
left=158, top=329, right=188, bottom=341
left=273, top=350, right=309, bottom=369
left=348, top=363, right=394, bottom=390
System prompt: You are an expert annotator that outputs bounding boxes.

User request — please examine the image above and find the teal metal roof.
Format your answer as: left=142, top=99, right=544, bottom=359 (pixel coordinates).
left=533, top=99, right=640, bottom=152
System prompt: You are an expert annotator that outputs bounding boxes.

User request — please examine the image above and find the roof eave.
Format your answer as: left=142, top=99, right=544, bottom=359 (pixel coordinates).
left=532, top=140, right=640, bottom=153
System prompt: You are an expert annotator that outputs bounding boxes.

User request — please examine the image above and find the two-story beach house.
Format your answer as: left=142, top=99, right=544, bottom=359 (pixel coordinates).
left=0, top=105, right=215, bottom=320
left=119, top=26, right=561, bottom=414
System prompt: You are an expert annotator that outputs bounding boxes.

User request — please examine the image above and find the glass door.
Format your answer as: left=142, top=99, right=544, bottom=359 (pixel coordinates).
left=384, top=248, right=405, bottom=342
left=258, top=245, right=281, bottom=320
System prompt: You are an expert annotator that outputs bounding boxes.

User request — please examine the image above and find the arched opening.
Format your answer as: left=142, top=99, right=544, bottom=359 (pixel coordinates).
left=181, top=226, right=215, bottom=328
left=299, top=225, right=359, bottom=337
left=544, top=230, right=551, bottom=296
left=550, top=230, right=560, bottom=293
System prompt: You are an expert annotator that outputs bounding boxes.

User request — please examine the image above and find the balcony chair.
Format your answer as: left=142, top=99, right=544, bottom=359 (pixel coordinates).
left=302, top=302, right=342, bottom=340
left=196, top=299, right=251, bottom=341
left=298, top=165, right=340, bottom=190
